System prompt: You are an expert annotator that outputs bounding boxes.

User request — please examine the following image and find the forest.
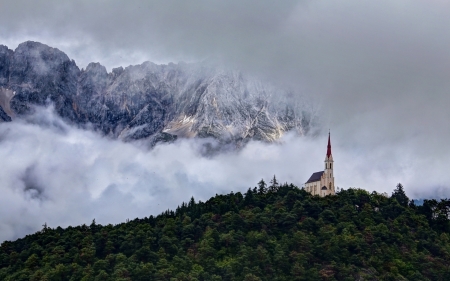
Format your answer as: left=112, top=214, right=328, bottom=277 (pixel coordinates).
left=1, top=180, right=450, bottom=281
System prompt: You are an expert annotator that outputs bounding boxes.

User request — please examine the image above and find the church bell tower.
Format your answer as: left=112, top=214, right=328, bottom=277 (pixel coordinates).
left=324, top=131, right=335, bottom=194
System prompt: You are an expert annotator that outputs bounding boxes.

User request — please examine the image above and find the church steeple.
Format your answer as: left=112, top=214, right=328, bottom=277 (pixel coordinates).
left=324, top=131, right=334, bottom=194
left=326, top=131, right=332, bottom=158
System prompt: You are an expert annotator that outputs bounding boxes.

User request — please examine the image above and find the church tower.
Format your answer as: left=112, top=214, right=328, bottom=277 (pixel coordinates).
left=323, top=132, right=335, bottom=195
left=305, top=131, right=335, bottom=196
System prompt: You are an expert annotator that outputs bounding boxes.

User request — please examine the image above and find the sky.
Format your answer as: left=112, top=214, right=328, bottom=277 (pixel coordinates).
left=1, top=0, right=450, bottom=241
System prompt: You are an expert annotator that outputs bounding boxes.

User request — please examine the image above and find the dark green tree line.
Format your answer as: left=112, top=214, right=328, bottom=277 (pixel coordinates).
left=1, top=181, right=450, bottom=280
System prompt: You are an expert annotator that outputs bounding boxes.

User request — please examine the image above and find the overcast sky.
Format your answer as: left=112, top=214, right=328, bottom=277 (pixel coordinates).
left=1, top=0, right=450, bottom=241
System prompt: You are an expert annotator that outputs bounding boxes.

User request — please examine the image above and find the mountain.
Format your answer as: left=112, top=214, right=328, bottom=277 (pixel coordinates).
left=0, top=41, right=315, bottom=146
left=1, top=185, right=450, bottom=280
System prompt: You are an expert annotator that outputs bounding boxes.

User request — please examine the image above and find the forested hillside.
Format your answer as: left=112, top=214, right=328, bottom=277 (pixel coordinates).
left=1, top=182, right=450, bottom=280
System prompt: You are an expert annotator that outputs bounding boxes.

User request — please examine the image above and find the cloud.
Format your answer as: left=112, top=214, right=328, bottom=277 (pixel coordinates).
left=1, top=1, right=449, bottom=132
left=1, top=1, right=449, bottom=123
left=0, top=106, right=449, bottom=242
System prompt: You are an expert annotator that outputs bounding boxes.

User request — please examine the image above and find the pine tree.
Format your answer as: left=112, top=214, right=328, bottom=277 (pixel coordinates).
left=188, top=196, right=196, bottom=208
left=269, top=175, right=279, bottom=192
left=392, top=183, right=409, bottom=207
left=257, top=179, right=267, bottom=194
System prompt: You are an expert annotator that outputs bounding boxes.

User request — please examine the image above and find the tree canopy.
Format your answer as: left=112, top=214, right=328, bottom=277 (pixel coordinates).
left=1, top=182, right=449, bottom=280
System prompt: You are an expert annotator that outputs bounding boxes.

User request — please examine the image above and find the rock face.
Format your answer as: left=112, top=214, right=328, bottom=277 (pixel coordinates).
left=0, top=41, right=315, bottom=145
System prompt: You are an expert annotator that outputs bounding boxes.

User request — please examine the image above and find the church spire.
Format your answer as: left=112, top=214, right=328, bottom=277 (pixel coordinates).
left=326, top=131, right=332, bottom=158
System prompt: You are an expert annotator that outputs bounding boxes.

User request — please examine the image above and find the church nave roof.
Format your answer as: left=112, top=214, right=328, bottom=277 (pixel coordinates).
left=306, top=171, right=324, bottom=183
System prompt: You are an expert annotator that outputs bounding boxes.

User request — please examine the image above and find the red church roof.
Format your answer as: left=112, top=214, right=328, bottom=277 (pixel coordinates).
left=327, top=132, right=332, bottom=157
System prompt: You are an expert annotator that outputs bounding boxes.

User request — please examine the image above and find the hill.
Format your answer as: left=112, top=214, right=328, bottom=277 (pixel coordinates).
left=1, top=183, right=450, bottom=280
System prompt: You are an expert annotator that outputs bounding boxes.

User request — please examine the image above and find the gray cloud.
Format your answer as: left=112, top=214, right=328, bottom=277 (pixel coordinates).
left=1, top=1, right=448, bottom=127
left=0, top=0, right=449, bottom=240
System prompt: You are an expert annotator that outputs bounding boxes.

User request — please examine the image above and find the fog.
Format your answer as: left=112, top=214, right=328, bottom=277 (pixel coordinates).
left=0, top=106, right=447, bottom=242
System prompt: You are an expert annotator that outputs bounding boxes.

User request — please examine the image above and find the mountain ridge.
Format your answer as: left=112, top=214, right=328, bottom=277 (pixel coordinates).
left=0, top=41, right=316, bottom=146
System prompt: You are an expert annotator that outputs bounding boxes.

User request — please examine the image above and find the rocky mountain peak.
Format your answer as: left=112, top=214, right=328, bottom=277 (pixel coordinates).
left=0, top=45, right=13, bottom=87
left=0, top=41, right=317, bottom=146
left=11, top=41, right=75, bottom=82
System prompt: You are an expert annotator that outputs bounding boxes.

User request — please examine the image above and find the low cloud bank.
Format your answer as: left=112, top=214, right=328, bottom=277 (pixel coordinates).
left=0, top=106, right=448, bottom=242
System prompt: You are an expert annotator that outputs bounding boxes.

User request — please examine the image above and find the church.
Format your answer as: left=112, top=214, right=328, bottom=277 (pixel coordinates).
left=304, top=132, right=335, bottom=196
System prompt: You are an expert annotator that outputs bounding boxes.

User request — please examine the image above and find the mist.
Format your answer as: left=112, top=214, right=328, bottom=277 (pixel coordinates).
left=0, top=106, right=447, bottom=242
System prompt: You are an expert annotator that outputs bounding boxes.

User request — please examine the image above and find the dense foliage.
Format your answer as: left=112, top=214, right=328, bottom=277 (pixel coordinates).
left=1, top=181, right=450, bottom=281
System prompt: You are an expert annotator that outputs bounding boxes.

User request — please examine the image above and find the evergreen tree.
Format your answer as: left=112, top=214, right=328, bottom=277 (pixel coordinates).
left=257, top=179, right=267, bottom=194
left=269, top=175, right=279, bottom=192
left=392, top=183, right=409, bottom=207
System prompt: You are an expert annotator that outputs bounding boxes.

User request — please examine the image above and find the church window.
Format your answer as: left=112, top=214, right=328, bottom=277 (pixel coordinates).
left=330, top=163, right=332, bottom=169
